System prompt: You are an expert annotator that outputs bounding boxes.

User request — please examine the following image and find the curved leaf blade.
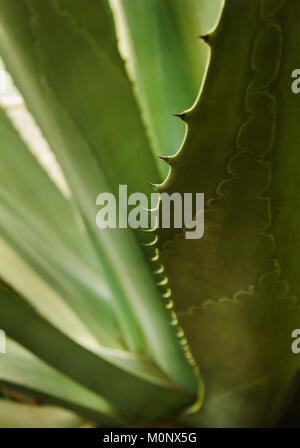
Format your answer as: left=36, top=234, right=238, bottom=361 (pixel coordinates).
left=158, top=0, right=300, bottom=427
left=0, top=280, right=195, bottom=423
left=112, top=0, right=218, bottom=176
left=0, top=338, right=119, bottom=425
left=0, top=0, right=199, bottom=392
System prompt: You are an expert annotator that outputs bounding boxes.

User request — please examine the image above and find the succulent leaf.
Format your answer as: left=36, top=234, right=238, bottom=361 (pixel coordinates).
left=0, top=280, right=195, bottom=423
left=0, top=0, right=200, bottom=421
left=159, top=0, right=300, bottom=427
left=112, top=0, right=219, bottom=176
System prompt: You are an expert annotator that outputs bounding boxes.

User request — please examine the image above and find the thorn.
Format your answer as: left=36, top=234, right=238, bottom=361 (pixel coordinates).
left=158, top=155, right=170, bottom=164
left=198, top=34, right=210, bottom=43
left=172, top=112, right=186, bottom=121
left=148, top=182, right=158, bottom=191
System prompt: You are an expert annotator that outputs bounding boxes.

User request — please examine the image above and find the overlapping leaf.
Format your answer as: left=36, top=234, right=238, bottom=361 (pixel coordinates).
left=0, top=338, right=118, bottom=425
left=0, top=400, right=89, bottom=428
left=0, top=281, right=195, bottom=423
left=158, top=0, right=300, bottom=426
left=112, top=0, right=221, bottom=176
left=0, top=106, right=119, bottom=347
left=0, top=0, right=200, bottom=421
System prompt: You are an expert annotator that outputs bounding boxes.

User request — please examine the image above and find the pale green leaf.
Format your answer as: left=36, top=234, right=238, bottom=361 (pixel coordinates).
left=0, top=338, right=119, bottom=425
left=0, top=399, right=89, bottom=428
left=0, top=280, right=195, bottom=423
left=0, top=0, right=199, bottom=393
left=112, top=0, right=220, bottom=176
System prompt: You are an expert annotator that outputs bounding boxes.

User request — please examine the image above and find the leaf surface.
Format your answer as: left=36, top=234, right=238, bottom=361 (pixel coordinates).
left=158, top=0, right=300, bottom=426
left=0, top=107, right=119, bottom=346
left=0, top=338, right=118, bottom=425
left=0, top=278, right=196, bottom=423
left=112, top=0, right=220, bottom=176
left=0, top=0, right=199, bottom=397
left=0, top=399, right=89, bottom=428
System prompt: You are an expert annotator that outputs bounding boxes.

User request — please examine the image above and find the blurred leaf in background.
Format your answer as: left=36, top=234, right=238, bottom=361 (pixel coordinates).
left=0, top=0, right=212, bottom=426
left=111, top=0, right=223, bottom=177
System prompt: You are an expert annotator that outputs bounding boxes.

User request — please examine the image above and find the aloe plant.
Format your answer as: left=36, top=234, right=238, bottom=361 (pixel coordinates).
left=0, top=0, right=299, bottom=428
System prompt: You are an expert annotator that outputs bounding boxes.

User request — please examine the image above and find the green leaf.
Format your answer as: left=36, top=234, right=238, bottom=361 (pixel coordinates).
left=158, top=0, right=300, bottom=426
left=269, top=0, right=300, bottom=311
left=0, top=399, right=90, bottom=428
left=0, top=105, right=99, bottom=272
left=0, top=0, right=199, bottom=395
left=0, top=106, right=119, bottom=347
left=0, top=338, right=119, bottom=425
left=0, top=280, right=196, bottom=423
left=0, top=237, right=107, bottom=351
left=112, top=0, right=220, bottom=176
left=179, top=272, right=300, bottom=427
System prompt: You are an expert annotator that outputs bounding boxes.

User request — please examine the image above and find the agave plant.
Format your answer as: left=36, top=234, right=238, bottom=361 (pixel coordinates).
left=0, top=0, right=299, bottom=428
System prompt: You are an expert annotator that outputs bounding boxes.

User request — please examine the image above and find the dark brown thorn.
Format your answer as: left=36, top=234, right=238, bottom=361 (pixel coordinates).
left=148, top=182, right=158, bottom=191
left=158, top=155, right=170, bottom=164
left=198, top=34, right=210, bottom=43
left=172, top=112, right=186, bottom=121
